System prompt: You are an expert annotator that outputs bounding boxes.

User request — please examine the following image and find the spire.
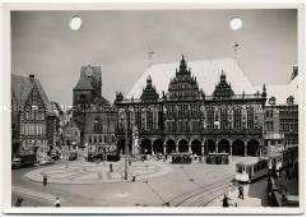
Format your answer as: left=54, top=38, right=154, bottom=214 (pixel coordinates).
left=261, top=84, right=267, bottom=98
left=146, top=75, right=152, bottom=86
left=179, top=54, right=187, bottom=72
left=212, top=70, right=234, bottom=98
left=220, top=69, right=226, bottom=82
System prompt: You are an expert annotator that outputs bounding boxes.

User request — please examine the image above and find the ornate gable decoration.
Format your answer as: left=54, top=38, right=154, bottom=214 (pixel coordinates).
left=140, top=76, right=159, bottom=102
left=212, top=70, right=234, bottom=99
left=167, top=55, right=201, bottom=100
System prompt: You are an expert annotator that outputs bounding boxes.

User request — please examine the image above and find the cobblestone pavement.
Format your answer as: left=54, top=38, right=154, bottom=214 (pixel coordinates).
left=207, top=178, right=269, bottom=207
left=25, top=159, right=174, bottom=184
left=12, top=157, right=258, bottom=207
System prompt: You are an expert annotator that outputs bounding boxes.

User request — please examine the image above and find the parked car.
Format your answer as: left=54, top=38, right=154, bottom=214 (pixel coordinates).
left=68, top=152, right=78, bottom=161
left=12, top=154, right=37, bottom=169
left=171, top=153, right=192, bottom=164
left=38, top=157, right=54, bottom=166
left=50, top=149, right=61, bottom=161
left=12, top=157, right=22, bottom=169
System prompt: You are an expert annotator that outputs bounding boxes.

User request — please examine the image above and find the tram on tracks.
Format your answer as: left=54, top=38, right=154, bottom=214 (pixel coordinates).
left=235, top=157, right=269, bottom=183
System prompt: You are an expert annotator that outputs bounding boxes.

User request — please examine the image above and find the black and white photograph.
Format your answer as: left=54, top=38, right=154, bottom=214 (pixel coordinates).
left=2, top=2, right=303, bottom=214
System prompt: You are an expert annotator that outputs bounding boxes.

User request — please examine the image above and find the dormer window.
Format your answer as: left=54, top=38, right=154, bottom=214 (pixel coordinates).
left=287, top=95, right=294, bottom=105
left=32, top=105, right=38, bottom=111
left=268, top=97, right=276, bottom=106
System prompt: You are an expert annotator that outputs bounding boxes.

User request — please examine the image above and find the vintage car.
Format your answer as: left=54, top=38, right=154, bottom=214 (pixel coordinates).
left=12, top=154, right=37, bottom=169
left=38, top=156, right=54, bottom=166
left=12, top=157, right=22, bottom=169
left=171, top=153, right=192, bottom=164
left=68, top=152, right=78, bottom=161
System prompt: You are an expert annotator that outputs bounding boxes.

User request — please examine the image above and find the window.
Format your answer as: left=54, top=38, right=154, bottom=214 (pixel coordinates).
left=247, top=107, right=255, bottom=129
left=146, top=110, right=153, bottom=130
left=94, top=117, right=103, bottom=133
left=220, top=108, right=228, bottom=129
left=233, top=107, right=242, bottom=130
left=207, top=109, right=214, bottom=130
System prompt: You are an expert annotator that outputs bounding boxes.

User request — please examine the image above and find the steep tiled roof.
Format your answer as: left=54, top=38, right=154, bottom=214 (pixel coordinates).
left=74, top=75, right=93, bottom=90
left=255, top=70, right=300, bottom=105
left=127, top=58, right=257, bottom=99
left=11, top=74, right=53, bottom=114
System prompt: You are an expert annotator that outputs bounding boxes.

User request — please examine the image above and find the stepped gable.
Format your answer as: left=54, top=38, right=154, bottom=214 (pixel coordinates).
left=167, top=55, right=201, bottom=100
left=127, top=57, right=256, bottom=99
left=140, top=75, right=159, bottom=102
left=212, top=70, right=234, bottom=99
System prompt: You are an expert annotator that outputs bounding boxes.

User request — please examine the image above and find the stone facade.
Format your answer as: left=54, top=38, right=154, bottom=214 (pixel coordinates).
left=115, top=56, right=267, bottom=157
left=72, top=65, right=117, bottom=152
left=11, top=74, right=58, bottom=156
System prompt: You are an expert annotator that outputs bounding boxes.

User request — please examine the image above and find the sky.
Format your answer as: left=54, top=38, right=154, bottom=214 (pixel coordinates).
left=11, top=9, right=297, bottom=107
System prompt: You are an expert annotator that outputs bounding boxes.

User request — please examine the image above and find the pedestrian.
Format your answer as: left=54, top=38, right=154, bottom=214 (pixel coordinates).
left=238, top=184, right=244, bottom=200
left=15, top=195, right=24, bottom=207
left=54, top=197, right=61, bottom=207
left=43, top=174, right=48, bottom=187
left=222, top=194, right=230, bottom=207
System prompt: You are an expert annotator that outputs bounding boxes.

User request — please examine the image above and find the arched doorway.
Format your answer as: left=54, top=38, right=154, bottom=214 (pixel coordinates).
left=218, top=139, right=230, bottom=153
left=117, top=138, right=125, bottom=154
left=140, top=138, right=152, bottom=154
left=191, top=139, right=201, bottom=156
left=232, top=139, right=245, bottom=156
left=247, top=139, right=260, bottom=156
left=166, top=139, right=176, bottom=154
left=178, top=139, right=188, bottom=153
left=153, top=139, right=164, bottom=155
left=204, top=139, right=216, bottom=155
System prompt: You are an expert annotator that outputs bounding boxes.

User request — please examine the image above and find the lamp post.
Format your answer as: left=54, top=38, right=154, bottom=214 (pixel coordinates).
left=124, top=108, right=130, bottom=180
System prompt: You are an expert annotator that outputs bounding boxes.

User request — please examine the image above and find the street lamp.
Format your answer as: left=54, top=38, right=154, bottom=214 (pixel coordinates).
left=124, top=108, right=131, bottom=180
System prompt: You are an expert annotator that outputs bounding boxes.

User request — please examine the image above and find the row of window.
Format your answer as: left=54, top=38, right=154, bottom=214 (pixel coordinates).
left=20, top=124, right=46, bottom=135
left=23, top=111, right=45, bottom=121
left=87, top=134, right=116, bottom=143
left=265, top=122, right=298, bottom=132
left=165, top=119, right=259, bottom=133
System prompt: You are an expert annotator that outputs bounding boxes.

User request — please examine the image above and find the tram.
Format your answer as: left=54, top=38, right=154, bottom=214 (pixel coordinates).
left=235, top=158, right=268, bottom=183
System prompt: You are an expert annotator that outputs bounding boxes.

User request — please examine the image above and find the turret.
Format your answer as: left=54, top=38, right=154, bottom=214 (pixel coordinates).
left=261, top=84, right=267, bottom=98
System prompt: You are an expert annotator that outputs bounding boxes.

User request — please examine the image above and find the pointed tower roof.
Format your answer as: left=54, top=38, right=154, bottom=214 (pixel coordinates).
left=212, top=69, right=234, bottom=98
left=140, top=76, right=159, bottom=102
left=74, top=75, right=93, bottom=90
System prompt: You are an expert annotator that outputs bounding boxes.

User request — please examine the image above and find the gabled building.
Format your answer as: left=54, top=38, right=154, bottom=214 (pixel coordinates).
left=115, top=56, right=267, bottom=157
left=11, top=74, right=58, bottom=156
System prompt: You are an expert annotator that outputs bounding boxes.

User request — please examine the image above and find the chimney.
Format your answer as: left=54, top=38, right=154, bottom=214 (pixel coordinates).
left=29, top=74, right=35, bottom=81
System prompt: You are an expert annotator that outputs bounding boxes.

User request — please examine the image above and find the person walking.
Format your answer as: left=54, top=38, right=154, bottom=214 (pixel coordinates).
left=238, top=184, right=244, bottom=200
left=15, top=195, right=24, bottom=207
left=54, top=197, right=61, bottom=207
left=222, top=194, right=230, bottom=207
left=43, top=174, right=48, bottom=187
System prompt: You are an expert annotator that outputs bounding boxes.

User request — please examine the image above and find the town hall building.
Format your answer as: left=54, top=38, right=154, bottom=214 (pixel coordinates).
left=115, top=56, right=268, bottom=157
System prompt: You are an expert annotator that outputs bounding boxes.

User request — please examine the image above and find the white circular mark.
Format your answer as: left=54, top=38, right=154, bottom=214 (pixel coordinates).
left=69, top=15, right=82, bottom=31
left=230, top=17, right=243, bottom=31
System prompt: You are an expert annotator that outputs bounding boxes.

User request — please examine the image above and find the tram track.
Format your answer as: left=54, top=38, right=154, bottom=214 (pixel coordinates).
left=168, top=174, right=234, bottom=207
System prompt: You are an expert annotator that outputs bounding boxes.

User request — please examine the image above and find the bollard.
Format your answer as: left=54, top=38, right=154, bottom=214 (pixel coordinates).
left=109, top=163, right=113, bottom=172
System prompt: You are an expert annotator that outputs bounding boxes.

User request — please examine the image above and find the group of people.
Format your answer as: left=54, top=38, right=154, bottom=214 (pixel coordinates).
left=222, top=184, right=245, bottom=207
left=15, top=174, right=61, bottom=208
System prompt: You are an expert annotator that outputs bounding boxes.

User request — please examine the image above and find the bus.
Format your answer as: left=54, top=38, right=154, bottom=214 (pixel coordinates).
left=235, top=158, right=268, bottom=183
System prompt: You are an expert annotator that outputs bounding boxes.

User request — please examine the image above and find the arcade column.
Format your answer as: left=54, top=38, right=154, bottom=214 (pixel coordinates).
left=188, top=142, right=192, bottom=154
left=215, top=139, right=219, bottom=153
left=201, top=142, right=205, bottom=156
left=229, top=140, right=233, bottom=156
